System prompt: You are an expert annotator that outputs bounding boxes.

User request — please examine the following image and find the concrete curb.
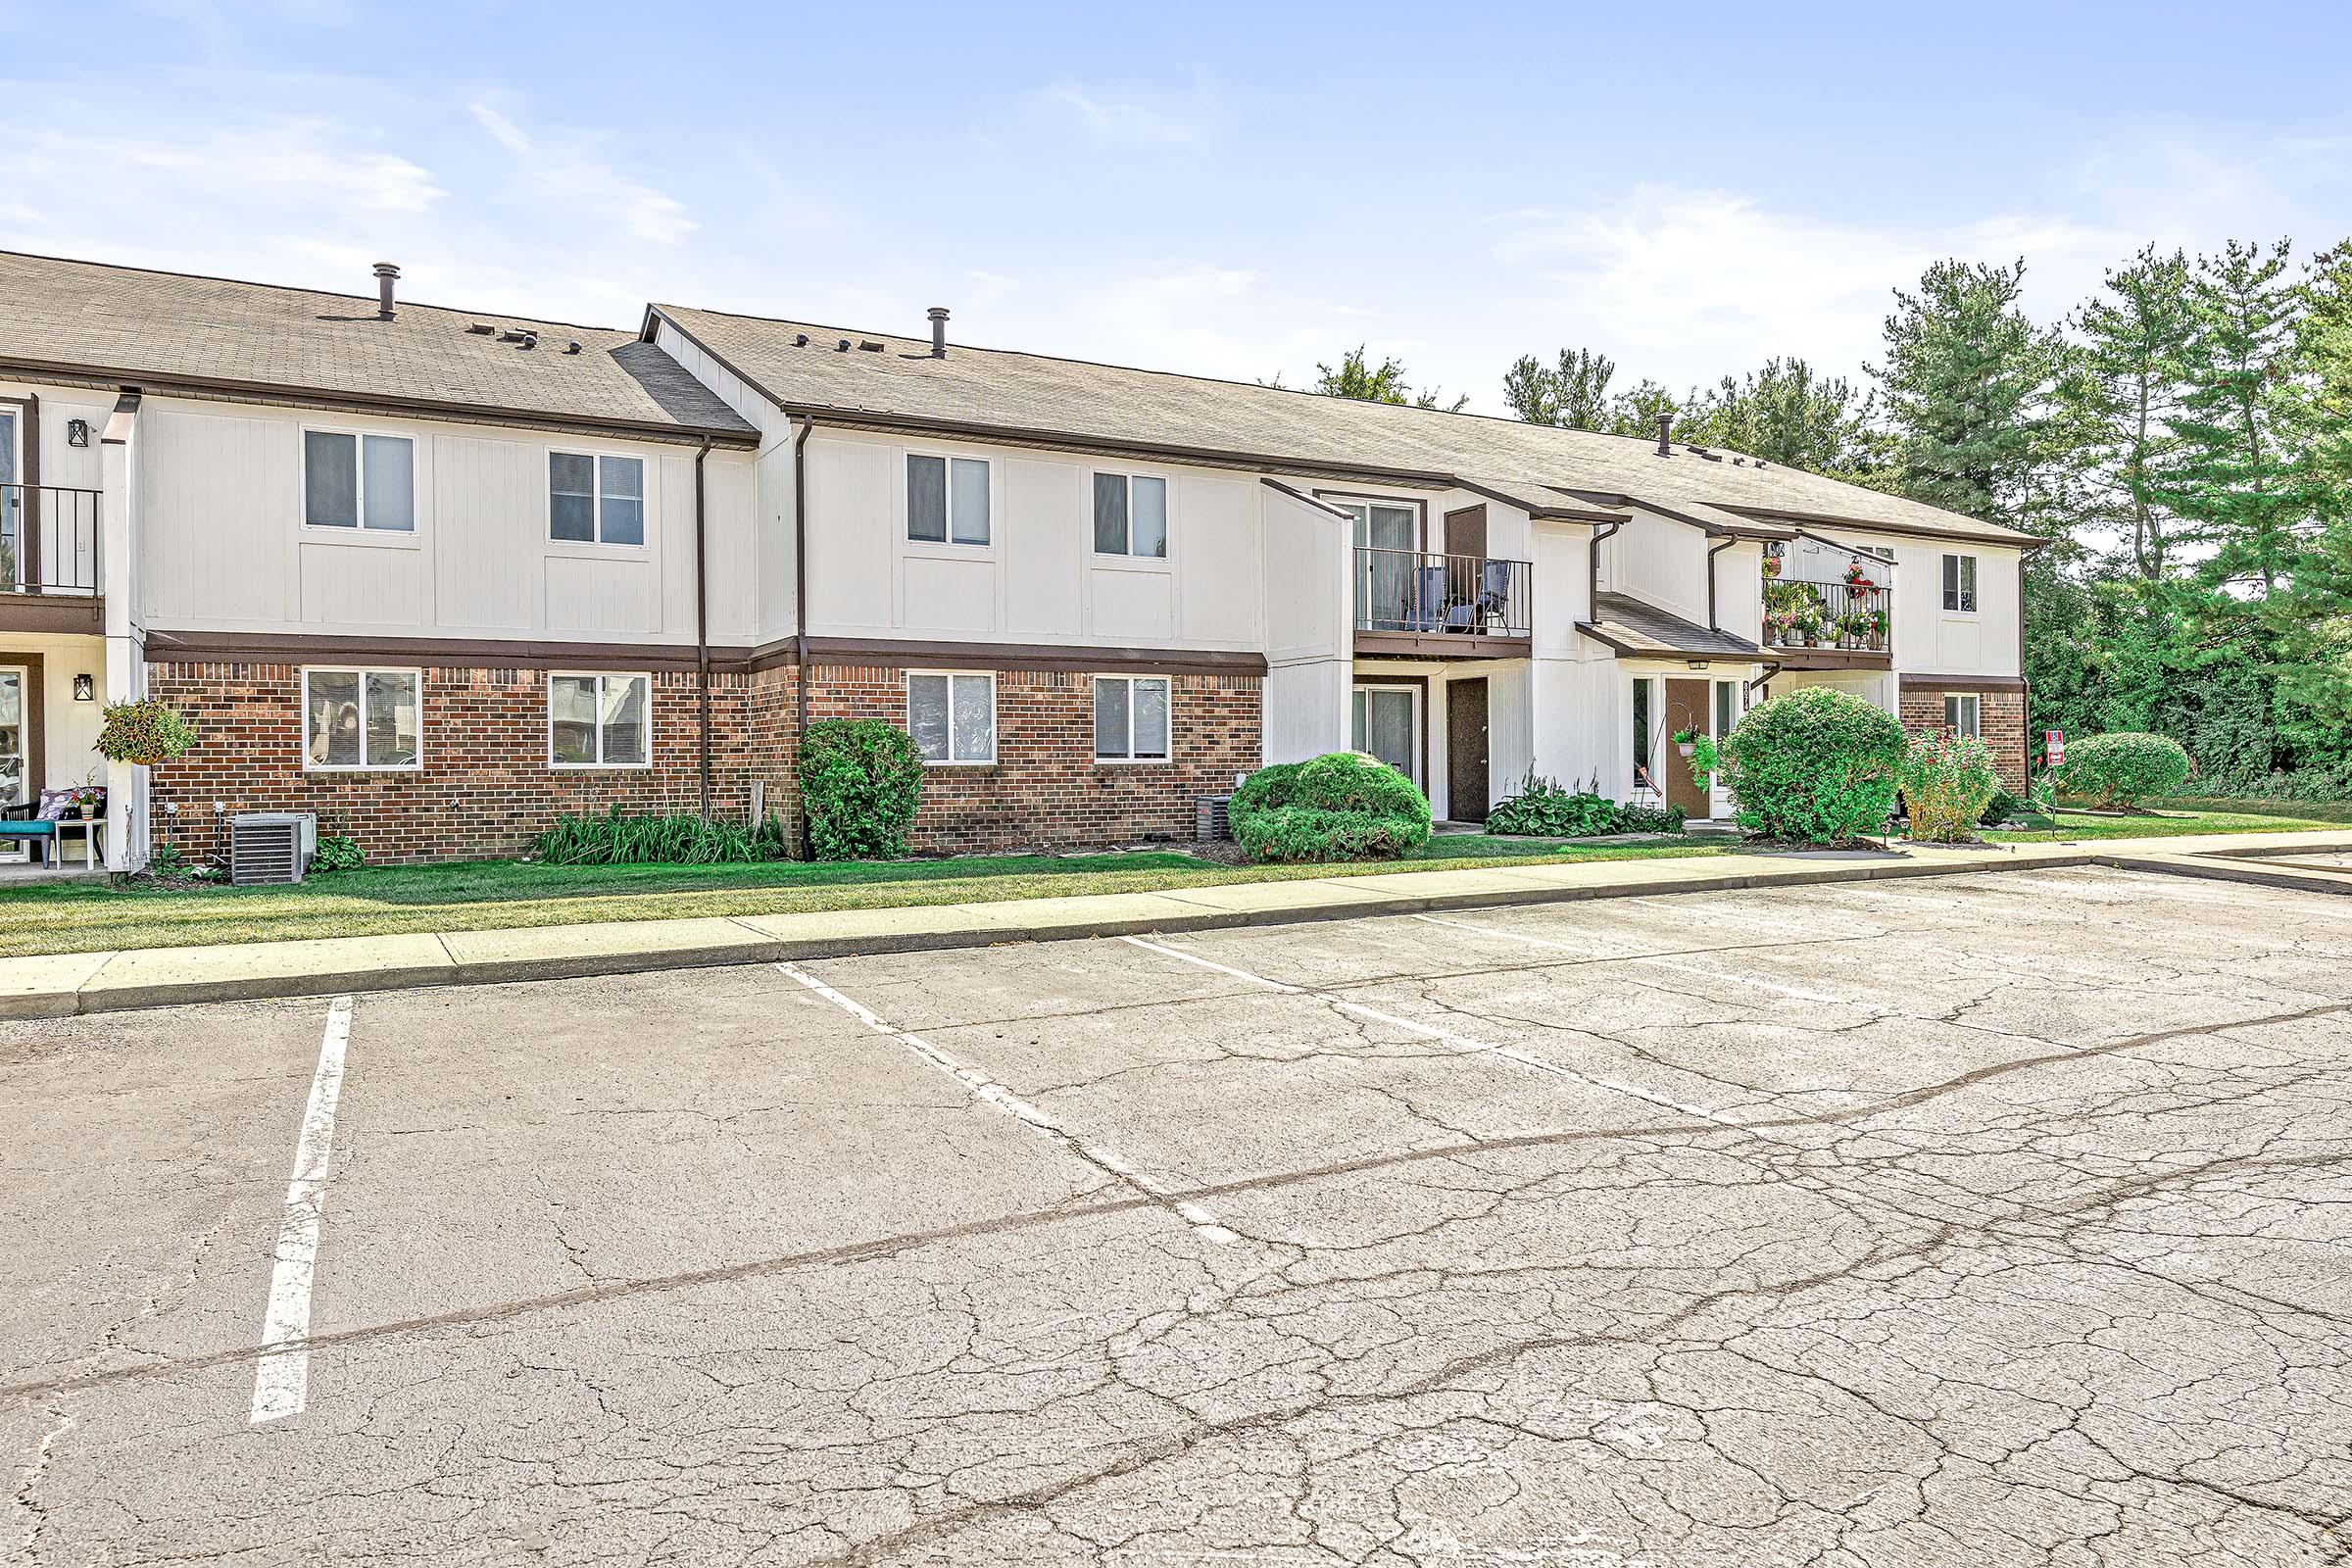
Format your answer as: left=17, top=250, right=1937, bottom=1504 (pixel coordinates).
left=4, top=832, right=2347, bottom=1019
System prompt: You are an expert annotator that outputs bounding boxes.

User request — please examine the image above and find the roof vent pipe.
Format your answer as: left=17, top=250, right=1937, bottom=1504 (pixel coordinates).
left=927, top=306, right=950, bottom=359
left=1654, top=413, right=1672, bottom=457
left=373, top=262, right=400, bottom=320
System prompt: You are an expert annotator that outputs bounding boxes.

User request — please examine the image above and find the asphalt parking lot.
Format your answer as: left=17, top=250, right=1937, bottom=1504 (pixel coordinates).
left=6, top=865, right=2350, bottom=1567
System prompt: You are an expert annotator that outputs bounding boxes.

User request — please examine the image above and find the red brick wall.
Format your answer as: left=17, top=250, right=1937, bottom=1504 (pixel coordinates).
left=1899, top=685, right=2028, bottom=792
left=143, top=658, right=1263, bottom=864
left=796, top=663, right=1260, bottom=854
left=146, top=661, right=753, bottom=865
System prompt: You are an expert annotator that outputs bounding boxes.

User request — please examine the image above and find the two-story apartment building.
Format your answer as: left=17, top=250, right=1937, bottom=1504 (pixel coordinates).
left=0, top=251, right=2037, bottom=869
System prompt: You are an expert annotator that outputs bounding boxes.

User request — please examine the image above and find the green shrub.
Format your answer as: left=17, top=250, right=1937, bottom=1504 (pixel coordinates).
left=94, top=698, right=197, bottom=764
left=533, top=808, right=767, bottom=865
left=1901, top=732, right=2001, bottom=843
left=1488, top=771, right=1685, bottom=837
left=2055, top=731, right=2192, bottom=808
left=310, top=833, right=366, bottom=873
left=1230, top=753, right=1431, bottom=862
left=798, top=719, right=925, bottom=860
left=1715, top=687, right=1907, bottom=844
left=1979, top=787, right=2027, bottom=825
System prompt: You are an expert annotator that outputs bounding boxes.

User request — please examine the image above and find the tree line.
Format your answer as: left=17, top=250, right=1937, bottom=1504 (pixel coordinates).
left=1295, top=240, right=2352, bottom=800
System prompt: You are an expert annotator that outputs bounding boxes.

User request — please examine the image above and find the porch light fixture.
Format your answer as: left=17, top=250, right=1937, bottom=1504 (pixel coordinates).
left=1685, top=661, right=1709, bottom=670
left=72, top=673, right=94, bottom=701
left=66, top=418, right=90, bottom=448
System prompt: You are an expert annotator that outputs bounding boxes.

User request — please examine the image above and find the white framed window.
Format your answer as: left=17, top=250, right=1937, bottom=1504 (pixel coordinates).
left=1944, top=693, right=1981, bottom=739
left=303, top=428, right=415, bottom=532
left=548, top=673, right=651, bottom=768
left=1351, top=683, right=1419, bottom=784
left=550, top=452, right=646, bottom=546
left=1095, top=675, right=1171, bottom=761
left=1092, top=472, right=1169, bottom=558
left=1714, top=678, right=1740, bottom=740
left=303, top=667, right=420, bottom=770
left=906, top=453, right=990, bottom=545
left=907, top=670, right=995, bottom=763
left=1942, top=553, right=1979, bottom=612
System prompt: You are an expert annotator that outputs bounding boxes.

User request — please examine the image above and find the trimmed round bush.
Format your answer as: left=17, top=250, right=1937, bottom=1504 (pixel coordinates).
left=1230, top=752, right=1432, bottom=862
left=1716, top=686, right=1908, bottom=844
left=798, top=718, right=924, bottom=860
left=1900, top=731, right=2001, bottom=843
left=2055, top=731, right=2191, bottom=808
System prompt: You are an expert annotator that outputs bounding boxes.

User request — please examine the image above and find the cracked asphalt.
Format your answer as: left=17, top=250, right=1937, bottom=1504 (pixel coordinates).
left=5, top=864, right=2350, bottom=1567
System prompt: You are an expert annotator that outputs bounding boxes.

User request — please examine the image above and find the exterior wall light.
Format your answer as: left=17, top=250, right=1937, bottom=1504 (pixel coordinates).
left=73, top=673, right=95, bottom=701
left=66, top=418, right=90, bottom=448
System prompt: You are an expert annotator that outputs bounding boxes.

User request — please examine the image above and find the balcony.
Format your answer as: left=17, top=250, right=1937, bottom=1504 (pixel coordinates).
left=1, top=484, right=103, bottom=634
left=1353, top=546, right=1532, bottom=659
left=1761, top=575, right=1889, bottom=668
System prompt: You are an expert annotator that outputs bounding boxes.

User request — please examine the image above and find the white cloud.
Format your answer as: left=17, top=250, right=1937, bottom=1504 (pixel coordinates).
left=466, top=101, right=696, bottom=248
left=1024, top=81, right=1212, bottom=150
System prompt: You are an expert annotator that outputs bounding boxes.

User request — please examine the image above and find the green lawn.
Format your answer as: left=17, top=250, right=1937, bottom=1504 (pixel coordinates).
left=1979, top=803, right=2350, bottom=843
left=0, top=837, right=1730, bottom=958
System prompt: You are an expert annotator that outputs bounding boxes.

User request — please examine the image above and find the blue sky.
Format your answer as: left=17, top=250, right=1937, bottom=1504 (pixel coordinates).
left=6, top=1, right=2348, bottom=412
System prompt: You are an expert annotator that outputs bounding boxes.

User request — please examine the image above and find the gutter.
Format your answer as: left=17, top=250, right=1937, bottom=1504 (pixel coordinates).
left=791, top=415, right=816, bottom=858
left=1589, top=517, right=1624, bottom=624
left=1259, top=476, right=1353, bottom=519
left=694, top=438, right=712, bottom=819
left=1704, top=535, right=1736, bottom=631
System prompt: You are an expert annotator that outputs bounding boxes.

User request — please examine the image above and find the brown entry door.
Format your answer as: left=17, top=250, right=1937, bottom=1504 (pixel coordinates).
left=1663, top=676, right=1711, bottom=819
left=1447, top=678, right=1490, bottom=822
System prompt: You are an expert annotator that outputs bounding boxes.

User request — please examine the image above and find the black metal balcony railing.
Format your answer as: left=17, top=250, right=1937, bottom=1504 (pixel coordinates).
left=1762, top=577, right=1887, bottom=653
left=1354, top=547, right=1532, bottom=638
left=0, top=484, right=102, bottom=595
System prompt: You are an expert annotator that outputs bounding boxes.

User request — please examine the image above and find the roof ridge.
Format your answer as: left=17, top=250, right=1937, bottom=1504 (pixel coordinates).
left=0, top=247, right=633, bottom=337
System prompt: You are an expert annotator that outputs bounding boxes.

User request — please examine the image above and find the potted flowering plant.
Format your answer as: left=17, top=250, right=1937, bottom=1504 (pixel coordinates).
left=94, top=698, right=197, bottom=766
left=1842, top=560, right=1876, bottom=590
left=1761, top=553, right=1783, bottom=580
left=1672, top=728, right=1698, bottom=758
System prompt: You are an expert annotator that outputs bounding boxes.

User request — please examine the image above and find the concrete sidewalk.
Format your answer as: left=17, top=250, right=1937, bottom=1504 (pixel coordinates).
left=5, top=828, right=2348, bottom=1019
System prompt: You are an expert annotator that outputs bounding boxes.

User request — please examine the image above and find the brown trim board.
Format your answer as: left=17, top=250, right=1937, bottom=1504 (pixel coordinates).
left=1900, top=672, right=2026, bottom=691
left=799, top=637, right=1265, bottom=677
left=0, top=596, right=102, bottom=636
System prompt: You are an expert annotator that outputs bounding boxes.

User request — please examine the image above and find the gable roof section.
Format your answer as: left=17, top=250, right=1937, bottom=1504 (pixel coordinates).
left=1580, top=593, right=1764, bottom=661
left=0, top=251, right=757, bottom=445
left=650, top=303, right=2038, bottom=546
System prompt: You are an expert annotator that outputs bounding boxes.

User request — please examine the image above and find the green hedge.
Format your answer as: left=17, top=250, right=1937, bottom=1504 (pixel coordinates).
left=1230, top=753, right=1432, bottom=862
left=2055, top=731, right=2192, bottom=808
left=1716, top=687, right=1908, bottom=844
left=799, top=718, right=925, bottom=859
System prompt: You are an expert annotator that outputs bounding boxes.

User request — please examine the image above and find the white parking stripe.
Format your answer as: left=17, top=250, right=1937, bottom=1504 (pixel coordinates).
left=250, top=996, right=355, bottom=1424
left=1120, top=935, right=1739, bottom=1127
left=1414, top=912, right=1859, bottom=1003
left=778, top=963, right=1241, bottom=1245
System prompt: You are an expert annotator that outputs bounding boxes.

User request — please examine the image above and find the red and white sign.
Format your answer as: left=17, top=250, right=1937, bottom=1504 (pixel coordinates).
left=2045, top=729, right=2064, bottom=765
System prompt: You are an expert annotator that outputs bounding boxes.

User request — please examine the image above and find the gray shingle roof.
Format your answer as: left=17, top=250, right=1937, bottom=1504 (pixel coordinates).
left=652, top=304, right=2038, bottom=547
left=1582, top=593, right=1765, bottom=661
left=0, top=251, right=756, bottom=443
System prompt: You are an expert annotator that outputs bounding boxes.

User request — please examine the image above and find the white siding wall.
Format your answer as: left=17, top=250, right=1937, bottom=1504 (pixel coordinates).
left=1599, top=508, right=1708, bottom=626
left=133, top=398, right=760, bottom=646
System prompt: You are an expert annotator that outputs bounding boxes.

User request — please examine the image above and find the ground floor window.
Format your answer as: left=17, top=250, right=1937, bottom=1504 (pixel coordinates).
left=304, top=667, right=419, bottom=769
left=1351, top=684, right=1418, bottom=782
left=1944, top=692, right=1981, bottom=739
left=1632, top=677, right=1654, bottom=788
left=1094, top=675, right=1170, bottom=760
left=1715, top=678, right=1740, bottom=740
left=908, top=671, right=996, bottom=763
left=549, top=673, right=650, bottom=767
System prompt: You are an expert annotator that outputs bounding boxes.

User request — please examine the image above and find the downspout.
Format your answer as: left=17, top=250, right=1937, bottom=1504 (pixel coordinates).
left=1704, top=535, right=1735, bottom=630
left=791, top=416, right=816, bottom=858
left=2017, top=553, right=2031, bottom=785
left=1588, top=518, right=1623, bottom=622
left=694, top=438, right=712, bottom=820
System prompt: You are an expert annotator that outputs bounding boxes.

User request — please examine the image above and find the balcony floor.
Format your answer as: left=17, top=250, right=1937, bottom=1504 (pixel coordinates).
left=1760, top=644, right=1891, bottom=671
left=1353, top=629, right=1532, bottom=661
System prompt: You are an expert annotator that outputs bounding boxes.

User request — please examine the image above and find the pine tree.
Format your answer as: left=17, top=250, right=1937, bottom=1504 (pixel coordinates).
left=1680, top=358, right=1875, bottom=475
left=2155, top=240, right=2306, bottom=592
left=1870, top=258, right=2061, bottom=533
left=1503, top=347, right=1617, bottom=429
left=1306, top=345, right=1467, bottom=412
left=2059, top=246, right=2194, bottom=577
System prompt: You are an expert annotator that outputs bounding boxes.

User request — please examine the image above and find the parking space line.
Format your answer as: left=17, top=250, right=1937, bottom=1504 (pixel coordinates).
left=1120, top=935, right=1740, bottom=1127
left=1414, top=913, right=1857, bottom=1002
left=250, top=995, right=355, bottom=1425
left=778, top=962, right=1241, bottom=1245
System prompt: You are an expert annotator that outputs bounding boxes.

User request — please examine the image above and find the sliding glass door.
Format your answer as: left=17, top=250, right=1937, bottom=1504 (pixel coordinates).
left=1351, top=684, right=1419, bottom=785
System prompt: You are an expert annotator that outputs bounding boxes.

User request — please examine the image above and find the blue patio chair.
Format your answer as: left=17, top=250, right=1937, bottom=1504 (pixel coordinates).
left=1410, top=564, right=1446, bottom=631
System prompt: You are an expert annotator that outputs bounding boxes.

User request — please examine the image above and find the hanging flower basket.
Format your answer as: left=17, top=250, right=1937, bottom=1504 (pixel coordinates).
left=94, top=698, right=197, bottom=766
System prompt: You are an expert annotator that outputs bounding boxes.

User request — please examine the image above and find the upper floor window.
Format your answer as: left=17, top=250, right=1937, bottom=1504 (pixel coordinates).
left=549, top=673, right=651, bottom=767
left=907, top=670, right=995, bottom=763
left=551, top=453, right=645, bottom=546
left=1942, top=553, right=1979, bottom=612
left=1095, top=675, right=1170, bottom=760
left=907, top=454, right=989, bottom=545
left=304, top=666, right=419, bottom=770
left=304, top=430, right=414, bottom=532
left=1944, top=693, right=1981, bottom=739
left=1092, top=472, right=1168, bottom=558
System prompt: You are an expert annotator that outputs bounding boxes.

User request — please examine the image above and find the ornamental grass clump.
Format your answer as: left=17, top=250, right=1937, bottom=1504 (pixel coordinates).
left=534, top=808, right=767, bottom=865
left=1900, top=731, right=2002, bottom=843
left=797, top=718, right=925, bottom=860
left=1712, top=686, right=1908, bottom=845
left=1229, top=752, right=1432, bottom=862
left=2054, top=731, right=2192, bottom=809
